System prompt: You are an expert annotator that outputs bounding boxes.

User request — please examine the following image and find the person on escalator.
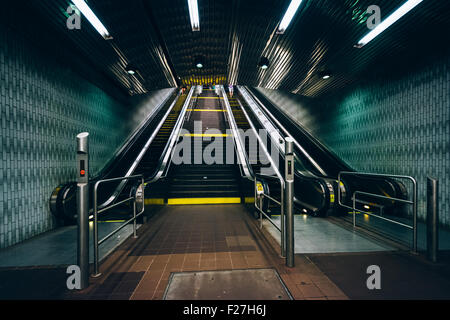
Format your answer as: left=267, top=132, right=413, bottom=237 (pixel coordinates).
left=229, top=85, right=234, bottom=97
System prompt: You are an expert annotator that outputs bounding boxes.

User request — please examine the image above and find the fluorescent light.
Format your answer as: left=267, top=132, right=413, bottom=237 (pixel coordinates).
left=127, top=70, right=135, bottom=75
left=196, top=63, right=203, bottom=68
left=187, top=0, right=200, bottom=31
left=72, top=0, right=111, bottom=39
left=356, top=0, right=423, bottom=48
left=277, top=0, right=304, bottom=34
left=322, top=74, right=330, bottom=79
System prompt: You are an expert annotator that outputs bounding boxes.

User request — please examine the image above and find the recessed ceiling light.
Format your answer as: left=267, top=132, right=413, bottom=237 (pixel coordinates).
left=125, top=65, right=136, bottom=75
left=319, top=71, right=331, bottom=79
left=356, top=0, right=423, bottom=48
left=187, top=0, right=200, bottom=31
left=258, top=57, right=270, bottom=69
left=277, top=0, right=304, bottom=34
left=71, top=0, right=112, bottom=39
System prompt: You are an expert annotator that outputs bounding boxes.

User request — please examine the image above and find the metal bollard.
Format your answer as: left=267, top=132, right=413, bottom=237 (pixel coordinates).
left=285, top=137, right=295, bottom=268
left=76, top=132, right=90, bottom=289
left=426, top=177, right=439, bottom=263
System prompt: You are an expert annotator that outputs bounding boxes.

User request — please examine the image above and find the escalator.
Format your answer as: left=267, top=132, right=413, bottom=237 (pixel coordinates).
left=242, top=86, right=407, bottom=217
left=50, top=89, right=189, bottom=224
left=162, top=87, right=243, bottom=204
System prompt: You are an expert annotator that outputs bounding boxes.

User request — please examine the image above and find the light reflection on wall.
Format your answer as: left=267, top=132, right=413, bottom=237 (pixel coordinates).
left=257, top=44, right=293, bottom=90
left=227, top=33, right=243, bottom=86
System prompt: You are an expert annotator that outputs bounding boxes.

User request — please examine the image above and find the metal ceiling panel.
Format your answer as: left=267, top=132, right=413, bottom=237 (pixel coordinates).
left=5, top=0, right=450, bottom=97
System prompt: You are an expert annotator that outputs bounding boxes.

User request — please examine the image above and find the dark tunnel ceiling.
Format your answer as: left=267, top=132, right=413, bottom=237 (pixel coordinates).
left=23, top=0, right=450, bottom=97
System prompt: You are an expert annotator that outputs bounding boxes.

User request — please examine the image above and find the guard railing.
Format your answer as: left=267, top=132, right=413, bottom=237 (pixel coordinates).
left=92, top=174, right=145, bottom=277
left=338, top=171, right=418, bottom=253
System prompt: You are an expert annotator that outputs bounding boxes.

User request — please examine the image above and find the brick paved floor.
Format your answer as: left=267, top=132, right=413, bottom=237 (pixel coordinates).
left=67, top=204, right=347, bottom=300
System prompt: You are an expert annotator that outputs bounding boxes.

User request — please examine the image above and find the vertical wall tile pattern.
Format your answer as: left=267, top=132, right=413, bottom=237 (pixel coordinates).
left=256, top=55, right=450, bottom=226
left=0, top=27, right=167, bottom=249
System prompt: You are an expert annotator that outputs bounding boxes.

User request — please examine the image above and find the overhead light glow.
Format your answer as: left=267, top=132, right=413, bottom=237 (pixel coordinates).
left=277, top=0, right=304, bottom=34
left=196, top=63, right=203, bottom=69
left=187, top=0, right=200, bottom=31
left=127, top=70, right=135, bottom=75
left=322, top=74, right=331, bottom=79
left=356, top=0, right=423, bottom=48
left=72, top=0, right=111, bottom=39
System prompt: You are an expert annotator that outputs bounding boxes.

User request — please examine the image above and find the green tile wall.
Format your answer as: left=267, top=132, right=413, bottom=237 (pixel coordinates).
left=0, top=27, right=172, bottom=249
left=256, top=54, right=450, bottom=227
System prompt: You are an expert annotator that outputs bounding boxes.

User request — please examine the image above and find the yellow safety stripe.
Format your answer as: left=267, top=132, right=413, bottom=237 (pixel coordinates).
left=187, top=109, right=226, bottom=112
left=145, top=199, right=165, bottom=205
left=168, top=197, right=241, bottom=205
left=244, top=197, right=255, bottom=203
left=183, top=133, right=231, bottom=137
left=196, top=97, right=224, bottom=99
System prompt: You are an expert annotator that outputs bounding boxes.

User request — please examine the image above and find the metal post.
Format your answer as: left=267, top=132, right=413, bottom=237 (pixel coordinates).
left=76, top=132, right=90, bottom=289
left=285, top=138, right=295, bottom=267
left=133, top=200, right=137, bottom=239
left=353, top=196, right=356, bottom=227
left=92, top=185, right=100, bottom=278
left=413, top=179, right=418, bottom=253
left=427, top=177, right=439, bottom=262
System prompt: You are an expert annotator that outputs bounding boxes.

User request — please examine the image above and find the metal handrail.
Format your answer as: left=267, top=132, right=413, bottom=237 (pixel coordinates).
left=337, top=171, right=418, bottom=253
left=92, top=174, right=144, bottom=277
left=255, top=179, right=282, bottom=233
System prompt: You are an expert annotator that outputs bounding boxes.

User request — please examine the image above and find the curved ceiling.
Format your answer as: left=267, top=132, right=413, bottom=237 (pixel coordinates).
left=6, top=0, right=450, bottom=97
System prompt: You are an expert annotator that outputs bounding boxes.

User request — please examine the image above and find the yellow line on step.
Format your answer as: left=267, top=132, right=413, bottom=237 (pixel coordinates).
left=168, top=198, right=241, bottom=205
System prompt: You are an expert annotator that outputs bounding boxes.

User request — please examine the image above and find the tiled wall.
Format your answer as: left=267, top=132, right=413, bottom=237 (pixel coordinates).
left=0, top=27, right=173, bottom=249
left=256, top=54, right=450, bottom=227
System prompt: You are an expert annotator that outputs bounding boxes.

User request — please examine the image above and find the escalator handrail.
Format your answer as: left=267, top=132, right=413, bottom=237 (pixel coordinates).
left=99, top=90, right=184, bottom=208
left=243, top=86, right=327, bottom=177
left=219, top=85, right=253, bottom=180
left=248, top=87, right=352, bottom=173
left=234, top=91, right=285, bottom=190
left=148, top=85, right=196, bottom=183
left=90, top=88, right=176, bottom=181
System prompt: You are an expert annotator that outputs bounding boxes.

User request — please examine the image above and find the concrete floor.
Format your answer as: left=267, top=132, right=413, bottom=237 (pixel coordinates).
left=0, top=221, right=140, bottom=268
left=264, top=214, right=394, bottom=253
left=343, top=212, right=450, bottom=251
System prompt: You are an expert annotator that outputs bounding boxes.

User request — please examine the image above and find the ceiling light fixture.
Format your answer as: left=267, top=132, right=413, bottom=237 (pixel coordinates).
left=125, top=65, right=136, bottom=75
left=195, top=56, right=204, bottom=69
left=318, top=70, right=331, bottom=79
left=277, top=0, right=304, bottom=34
left=355, top=0, right=423, bottom=48
left=187, top=0, right=200, bottom=31
left=71, top=0, right=112, bottom=39
left=258, top=57, right=270, bottom=70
